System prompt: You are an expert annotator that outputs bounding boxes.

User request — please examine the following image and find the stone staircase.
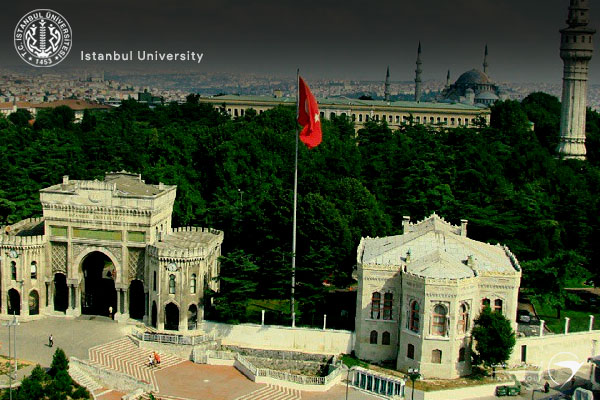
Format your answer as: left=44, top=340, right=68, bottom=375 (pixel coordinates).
left=69, top=362, right=103, bottom=394
left=233, top=384, right=302, bottom=400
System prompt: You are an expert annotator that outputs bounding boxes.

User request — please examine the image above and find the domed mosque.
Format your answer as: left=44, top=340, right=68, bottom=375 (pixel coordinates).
left=439, top=45, right=508, bottom=106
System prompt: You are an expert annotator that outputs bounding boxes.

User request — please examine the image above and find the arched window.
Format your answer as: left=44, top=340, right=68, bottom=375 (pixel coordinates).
left=370, top=330, right=378, bottom=344
left=359, top=114, right=363, bottom=122
left=11, top=261, right=16, bottom=281
left=190, top=274, right=197, bottom=294
left=153, top=271, right=157, bottom=291
left=371, top=292, right=381, bottom=319
left=352, top=114, right=356, bottom=121
left=407, top=344, right=415, bottom=359
left=383, top=293, right=393, bottom=320
left=169, top=274, right=176, bottom=294
left=409, top=301, right=420, bottom=332
left=494, top=299, right=503, bottom=313
left=458, top=303, right=469, bottom=334
left=382, top=331, right=391, bottom=345
left=458, top=347, right=466, bottom=362
left=481, top=298, right=491, bottom=311
left=30, top=261, right=37, bottom=280
left=432, top=304, right=447, bottom=336
left=432, top=349, right=442, bottom=364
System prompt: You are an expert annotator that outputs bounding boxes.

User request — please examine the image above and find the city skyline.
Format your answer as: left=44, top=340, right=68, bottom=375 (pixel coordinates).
left=0, top=0, right=598, bottom=84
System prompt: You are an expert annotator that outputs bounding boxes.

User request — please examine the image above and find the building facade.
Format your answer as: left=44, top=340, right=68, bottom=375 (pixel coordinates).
left=557, top=0, right=596, bottom=160
left=0, top=172, right=223, bottom=331
left=354, top=214, right=521, bottom=379
left=200, top=95, right=490, bottom=131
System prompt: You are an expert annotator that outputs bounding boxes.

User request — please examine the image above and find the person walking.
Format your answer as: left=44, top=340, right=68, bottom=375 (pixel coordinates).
left=154, top=351, right=161, bottom=366
left=48, top=334, right=54, bottom=347
left=148, top=354, right=154, bottom=368
left=108, top=306, right=113, bottom=320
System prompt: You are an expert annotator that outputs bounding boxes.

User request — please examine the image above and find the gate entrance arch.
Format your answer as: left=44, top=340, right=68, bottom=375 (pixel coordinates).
left=80, top=251, right=117, bottom=316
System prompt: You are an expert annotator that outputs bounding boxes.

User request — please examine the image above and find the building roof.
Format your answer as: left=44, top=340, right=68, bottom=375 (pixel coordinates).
left=202, top=94, right=488, bottom=111
left=41, top=171, right=174, bottom=198
left=455, top=69, right=491, bottom=86
left=32, top=99, right=110, bottom=111
left=154, top=228, right=221, bottom=251
left=359, top=213, right=520, bottom=279
left=104, top=172, right=165, bottom=196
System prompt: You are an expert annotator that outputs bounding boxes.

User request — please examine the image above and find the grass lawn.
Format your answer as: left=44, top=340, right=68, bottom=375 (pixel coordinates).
left=531, top=297, right=600, bottom=333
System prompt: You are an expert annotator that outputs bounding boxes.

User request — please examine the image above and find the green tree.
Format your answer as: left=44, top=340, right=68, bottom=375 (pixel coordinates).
left=522, top=250, right=588, bottom=319
left=471, top=307, right=516, bottom=375
left=211, top=250, right=259, bottom=323
left=49, top=348, right=69, bottom=377
left=8, top=109, right=32, bottom=127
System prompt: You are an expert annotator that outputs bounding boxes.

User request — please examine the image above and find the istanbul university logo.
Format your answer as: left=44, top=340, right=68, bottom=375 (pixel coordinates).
left=14, top=9, right=72, bottom=67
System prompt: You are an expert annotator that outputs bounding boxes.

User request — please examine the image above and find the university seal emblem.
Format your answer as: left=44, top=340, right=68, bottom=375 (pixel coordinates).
left=14, top=9, right=72, bottom=67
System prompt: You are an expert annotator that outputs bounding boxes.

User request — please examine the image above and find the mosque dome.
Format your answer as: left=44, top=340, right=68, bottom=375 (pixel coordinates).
left=455, top=69, right=491, bottom=86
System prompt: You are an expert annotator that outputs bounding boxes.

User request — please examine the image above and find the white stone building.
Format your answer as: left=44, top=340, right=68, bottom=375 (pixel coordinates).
left=354, top=214, right=521, bottom=379
left=0, top=172, right=223, bottom=331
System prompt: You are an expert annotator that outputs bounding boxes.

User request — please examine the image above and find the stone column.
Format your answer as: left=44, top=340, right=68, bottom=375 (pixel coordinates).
left=540, top=320, right=545, bottom=337
left=143, top=291, right=149, bottom=324
left=590, top=315, right=595, bottom=331
left=323, top=314, right=327, bottom=331
left=565, top=317, right=570, bottom=334
left=261, top=310, right=265, bottom=326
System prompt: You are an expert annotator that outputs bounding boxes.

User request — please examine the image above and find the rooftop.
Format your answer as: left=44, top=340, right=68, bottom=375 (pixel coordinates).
left=359, top=213, right=520, bottom=279
left=201, top=94, right=488, bottom=111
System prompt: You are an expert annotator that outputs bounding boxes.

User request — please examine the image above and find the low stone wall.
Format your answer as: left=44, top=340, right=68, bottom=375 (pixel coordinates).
left=201, top=320, right=354, bottom=355
left=405, top=383, right=501, bottom=400
left=69, top=357, right=152, bottom=393
left=510, top=330, right=600, bottom=370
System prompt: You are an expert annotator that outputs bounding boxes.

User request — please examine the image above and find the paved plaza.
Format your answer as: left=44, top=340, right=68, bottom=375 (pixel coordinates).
left=0, top=316, right=382, bottom=400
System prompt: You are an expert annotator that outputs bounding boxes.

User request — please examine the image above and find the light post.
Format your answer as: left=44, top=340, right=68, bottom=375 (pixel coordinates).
left=408, top=367, right=421, bottom=400
left=344, top=364, right=351, bottom=400
left=3, top=313, right=19, bottom=400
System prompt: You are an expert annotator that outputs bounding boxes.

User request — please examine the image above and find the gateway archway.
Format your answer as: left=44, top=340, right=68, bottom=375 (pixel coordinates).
left=81, top=252, right=117, bottom=316
left=129, top=280, right=145, bottom=320
left=54, top=273, right=68, bottom=312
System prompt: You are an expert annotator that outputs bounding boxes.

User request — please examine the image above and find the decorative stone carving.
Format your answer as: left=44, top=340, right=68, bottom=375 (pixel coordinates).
left=128, top=248, right=145, bottom=281
left=51, top=242, right=67, bottom=274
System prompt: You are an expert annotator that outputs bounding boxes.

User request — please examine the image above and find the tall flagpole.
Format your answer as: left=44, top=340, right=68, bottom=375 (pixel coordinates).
left=291, top=68, right=299, bottom=328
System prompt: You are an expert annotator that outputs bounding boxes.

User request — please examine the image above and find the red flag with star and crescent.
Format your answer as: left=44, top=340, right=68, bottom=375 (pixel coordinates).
left=297, top=76, right=322, bottom=149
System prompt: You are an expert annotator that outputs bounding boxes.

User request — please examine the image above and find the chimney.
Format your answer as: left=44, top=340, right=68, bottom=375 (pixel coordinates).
left=460, top=219, right=468, bottom=237
left=402, top=216, right=411, bottom=234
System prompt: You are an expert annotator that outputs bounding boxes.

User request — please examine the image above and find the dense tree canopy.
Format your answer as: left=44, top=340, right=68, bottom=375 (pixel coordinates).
left=1, top=93, right=600, bottom=327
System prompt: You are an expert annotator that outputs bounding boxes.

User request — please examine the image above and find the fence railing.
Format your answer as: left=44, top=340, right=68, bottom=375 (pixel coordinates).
left=132, top=329, right=216, bottom=346
left=214, top=351, right=342, bottom=387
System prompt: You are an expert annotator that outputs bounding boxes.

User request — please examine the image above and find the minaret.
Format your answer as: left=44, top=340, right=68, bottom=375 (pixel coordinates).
left=384, top=66, right=391, bottom=101
left=483, top=44, right=489, bottom=75
left=557, top=0, right=596, bottom=160
left=415, top=42, right=422, bottom=102
left=445, top=70, right=451, bottom=87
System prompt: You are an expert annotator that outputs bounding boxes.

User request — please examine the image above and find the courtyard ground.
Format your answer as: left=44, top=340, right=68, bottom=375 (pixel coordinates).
left=0, top=316, right=382, bottom=400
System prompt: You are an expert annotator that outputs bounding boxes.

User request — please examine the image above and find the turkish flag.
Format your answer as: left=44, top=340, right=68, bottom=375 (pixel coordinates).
left=297, top=77, right=322, bottom=149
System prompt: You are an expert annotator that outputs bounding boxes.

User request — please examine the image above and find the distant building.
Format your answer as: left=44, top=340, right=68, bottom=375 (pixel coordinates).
left=200, top=95, right=490, bottom=130
left=0, top=172, right=223, bottom=331
left=138, top=89, right=164, bottom=106
left=439, top=45, right=507, bottom=106
left=557, top=0, right=596, bottom=159
left=0, top=99, right=110, bottom=122
left=354, top=214, right=521, bottom=379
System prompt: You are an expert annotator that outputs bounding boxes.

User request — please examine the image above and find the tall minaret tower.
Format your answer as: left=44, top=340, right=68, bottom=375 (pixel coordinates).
left=557, top=0, right=595, bottom=160
left=483, top=44, right=489, bottom=75
left=415, top=42, right=423, bottom=102
left=445, top=70, right=451, bottom=87
left=384, top=66, right=391, bottom=101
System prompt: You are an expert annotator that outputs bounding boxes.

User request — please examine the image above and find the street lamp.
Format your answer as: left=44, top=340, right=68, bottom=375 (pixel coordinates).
left=3, top=313, right=19, bottom=400
left=408, top=367, right=421, bottom=400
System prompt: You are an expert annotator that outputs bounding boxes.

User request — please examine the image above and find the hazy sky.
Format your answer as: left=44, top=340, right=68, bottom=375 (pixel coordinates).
left=1, top=0, right=598, bottom=83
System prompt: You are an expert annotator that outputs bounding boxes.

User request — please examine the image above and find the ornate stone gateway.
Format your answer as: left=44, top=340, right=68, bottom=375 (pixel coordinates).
left=80, top=252, right=117, bottom=316
left=0, top=172, right=223, bottom=330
